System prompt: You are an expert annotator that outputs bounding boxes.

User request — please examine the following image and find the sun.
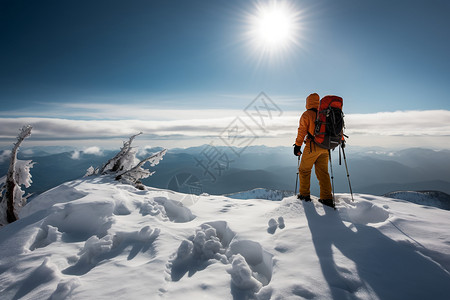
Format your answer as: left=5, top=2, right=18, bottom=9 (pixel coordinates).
left=255, top=6, right=292, bottom=48
left=247, top=1, right=301, bottom=55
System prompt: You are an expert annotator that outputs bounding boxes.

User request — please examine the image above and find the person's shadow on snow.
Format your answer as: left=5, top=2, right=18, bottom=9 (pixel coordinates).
left=302, top=201, right=450, bottom=300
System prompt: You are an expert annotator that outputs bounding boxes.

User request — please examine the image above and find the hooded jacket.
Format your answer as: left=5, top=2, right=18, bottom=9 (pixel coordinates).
left=295, top=93, right=319, bottom=146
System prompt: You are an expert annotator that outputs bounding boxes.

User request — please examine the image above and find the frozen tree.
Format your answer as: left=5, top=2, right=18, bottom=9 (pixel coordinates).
left=116, top=148, right=167, bottom=183
left=0, top=125, right=34, bottom=226
left=89, top=132, right=166, bottom=189
left=99, top=132, right=142, bottom=174
left=84, top=166, right=97, bottom=177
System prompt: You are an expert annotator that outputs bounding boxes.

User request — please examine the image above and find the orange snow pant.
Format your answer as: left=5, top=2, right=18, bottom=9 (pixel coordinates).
left=299, top=142, right=332, bottom=199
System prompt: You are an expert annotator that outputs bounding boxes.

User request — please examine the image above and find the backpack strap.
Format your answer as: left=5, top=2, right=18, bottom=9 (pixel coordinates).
left=305, top=108, right=318, bottom=153
left=307, top=108, right=318, bottom=139
left=307, top=132, right=316, bottom=153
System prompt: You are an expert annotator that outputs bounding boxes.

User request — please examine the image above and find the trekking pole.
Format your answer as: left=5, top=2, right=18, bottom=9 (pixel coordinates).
left=294, top=156, right=300, bottom=195
left=328, top=150, right=336, bottom=207
left=341, top=146, right=354, bottom=202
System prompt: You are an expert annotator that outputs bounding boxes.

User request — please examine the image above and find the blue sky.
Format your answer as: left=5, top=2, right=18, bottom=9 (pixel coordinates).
left=1, top=0, right=449, bottom=149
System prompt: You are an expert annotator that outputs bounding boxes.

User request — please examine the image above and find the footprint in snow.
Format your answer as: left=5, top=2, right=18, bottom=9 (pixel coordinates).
left=267, top=217, right=285, bottom=234
left=139, top=196, right=196, bottom=223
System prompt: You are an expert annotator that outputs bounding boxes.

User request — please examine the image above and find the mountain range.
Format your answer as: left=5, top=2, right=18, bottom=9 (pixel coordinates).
left=1, top=146, right=449, bottom=200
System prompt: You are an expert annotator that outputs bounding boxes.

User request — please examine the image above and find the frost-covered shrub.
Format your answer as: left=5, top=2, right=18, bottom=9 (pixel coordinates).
left=98, top=132, right=142, bottom=175
left=115, top=148, right=167, bottom=183
left=0, top=125, right=34, bottom=226
left=84, top=166, right=96, bottom=177
left=86, top=132, right=167, bottom=188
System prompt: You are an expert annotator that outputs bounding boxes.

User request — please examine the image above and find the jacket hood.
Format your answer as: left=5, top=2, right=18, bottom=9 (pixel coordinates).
left=306, top=93, right=320, bottom=110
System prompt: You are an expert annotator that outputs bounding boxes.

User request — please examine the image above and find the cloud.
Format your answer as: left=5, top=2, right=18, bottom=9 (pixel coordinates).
left=21, top=149, right=34, bottom=156
left=70, top=147, right=102, bottom=160
left=0, top=116, right=237, bottom=140
left=275, top=110, right=450, bottom=136
left=0, top=102, right=244, bottom=121
left=344, top=110, right=450, bottom=136
left=0, top=110, right=449, bottom=149
left=71, top=151, right=81, bottom=160
left=0, top=150, right=11, bottom=163
left=83, top=146, right=103, bottom=155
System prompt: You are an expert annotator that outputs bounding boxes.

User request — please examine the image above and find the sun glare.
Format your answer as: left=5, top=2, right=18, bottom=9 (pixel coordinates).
left=256, top=6, right=292, bottom=47
left=247, top=1, right=301, bottom=57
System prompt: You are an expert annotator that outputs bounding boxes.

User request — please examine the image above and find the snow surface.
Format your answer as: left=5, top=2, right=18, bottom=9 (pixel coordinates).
left=1, top=176, right=450, bottom=299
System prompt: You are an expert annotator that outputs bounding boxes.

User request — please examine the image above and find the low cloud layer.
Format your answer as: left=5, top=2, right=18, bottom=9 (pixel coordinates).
left=344, top=110, right=450, bottom=136
left=70, top=146, right=103, bottom=160
left=0, top=150, right=11, bottom=163
left=0, top=110, right=449, bottom=149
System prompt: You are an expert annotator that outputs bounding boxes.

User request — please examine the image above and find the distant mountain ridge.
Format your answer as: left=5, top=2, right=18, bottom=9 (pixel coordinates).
left=1, top=146, right=449, bottom=197
left=384, top=191, right=450, bottom=211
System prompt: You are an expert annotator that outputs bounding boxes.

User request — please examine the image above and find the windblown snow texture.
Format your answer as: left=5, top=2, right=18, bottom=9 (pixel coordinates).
left=0, top=177, right=449, bottom=299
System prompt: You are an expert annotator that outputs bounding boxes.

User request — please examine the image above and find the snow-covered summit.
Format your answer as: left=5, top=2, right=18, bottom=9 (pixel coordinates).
left=1, top=177, right=450, bottom=299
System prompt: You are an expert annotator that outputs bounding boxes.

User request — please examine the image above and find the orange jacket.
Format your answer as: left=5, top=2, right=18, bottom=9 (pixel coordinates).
left=295, top=93, right=319, bottom=146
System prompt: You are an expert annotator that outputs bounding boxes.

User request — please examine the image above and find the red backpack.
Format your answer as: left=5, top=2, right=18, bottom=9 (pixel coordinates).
left=314, top=95, right=344, bottom=150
